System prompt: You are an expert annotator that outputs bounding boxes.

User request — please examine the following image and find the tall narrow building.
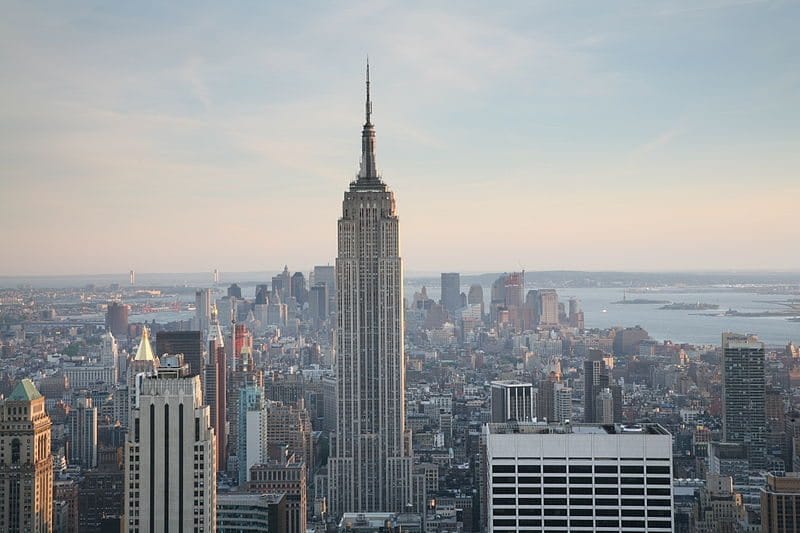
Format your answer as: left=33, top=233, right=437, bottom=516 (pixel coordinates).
left=722, top=332, right=766, bottom=471
left=328, top=64, right=413, bottom=517
left=124, top=354, right=216, bottom=532
left=0, top=379, right=53, bottom=533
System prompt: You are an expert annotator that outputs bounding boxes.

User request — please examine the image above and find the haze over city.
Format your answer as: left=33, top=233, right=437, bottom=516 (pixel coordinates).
left=2, top=1, right=799, bottom=275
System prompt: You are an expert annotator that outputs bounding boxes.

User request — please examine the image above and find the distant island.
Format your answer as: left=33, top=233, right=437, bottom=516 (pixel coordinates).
left=660, top=302, right=720, bottom=310
left=612, top=298, right=670, bottom=305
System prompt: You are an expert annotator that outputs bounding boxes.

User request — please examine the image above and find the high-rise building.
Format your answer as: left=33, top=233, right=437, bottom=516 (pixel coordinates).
left=490, top=380, right=536, bottom=423
left=156, top=330, right=204, bottom=378
left=313, top=265, right=336, bottom=314
left=78, top=447, right=124, bottom=533
left=583, top=350, right=615, bottom=424
left=0, top=379, right=53, bottom=533
left=535, top=289, right=559, bottom=327
left=291, top=271, right=307, bottom=306
left=99, top=331, right=119, bottom=382
left=483, top=422, right=674, bottom=532
left=309, top=284, right=328, bottom=321
left=722, top=332, right=766, bottom=470
left=204, top=305, right=228, bottom=471
left=126, top=326, right=158, bottom=428
left=272, top=266, right=292, bottom=303
left=238, top=384, right=267, bottom=486
left=105, top=301, right=129, bottom=338
left=328, top=64, right=413, bottom=517
left=761, top=473, right=800, bottom=533
left=267, top=400, right=313, bottom=473
left=195, top=288, right=212, bottom=335
left=124, top=354, right=216, bottom=533
left=227, top=283, right=242, bottom=299
left=68, top=394, right=98, bottom=468
left=248, top=457, right=307, bottom=533
left=441, top=273, right=461, bottom=315
left=467, top=284, right=484, bottom=319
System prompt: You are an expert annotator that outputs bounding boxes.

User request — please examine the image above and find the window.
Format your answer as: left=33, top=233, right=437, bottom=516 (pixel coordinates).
left=11, top=439, right=20, bottom=464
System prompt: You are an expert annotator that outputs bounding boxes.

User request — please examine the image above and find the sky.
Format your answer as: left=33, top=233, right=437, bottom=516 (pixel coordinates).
left=1, top=1, right=798, bottom=276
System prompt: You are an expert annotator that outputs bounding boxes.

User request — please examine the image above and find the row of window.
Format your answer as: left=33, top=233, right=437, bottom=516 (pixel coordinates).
left=493, top=496, right=672, bottom=507
left=492, top=464, right=670, bottom=474
left=493, top=475, right=670, bottom=485
left=493, top=506, right=672, bottom=516
left=493, top=486, right=671, bottom=496
left=492, top=518, right=672, bottom=529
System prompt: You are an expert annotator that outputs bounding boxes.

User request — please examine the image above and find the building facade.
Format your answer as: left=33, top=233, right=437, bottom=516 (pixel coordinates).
left=328, top=65, right=413, bottom=517
left=491, top=380, right=536, bottom=423
left=721, top=332, right=766, bottom=471
left=124, top=354, right=216, bottom=532
left=0, top=380, right=53, bottom=533
left=483, top=422, right=673, bottom=532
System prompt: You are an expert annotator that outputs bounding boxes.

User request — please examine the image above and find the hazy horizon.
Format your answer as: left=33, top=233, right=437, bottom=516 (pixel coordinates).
left=2, top=1, right=798, bottom=275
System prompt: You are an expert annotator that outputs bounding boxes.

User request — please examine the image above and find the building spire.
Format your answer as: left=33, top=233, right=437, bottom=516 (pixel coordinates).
left=357, top=59, right=381, bottom=185
left=365, top=58, right=372, bottom=126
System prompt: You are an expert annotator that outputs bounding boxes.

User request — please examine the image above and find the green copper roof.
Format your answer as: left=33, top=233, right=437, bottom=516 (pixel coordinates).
left=8, top=379, right=42, bottom=401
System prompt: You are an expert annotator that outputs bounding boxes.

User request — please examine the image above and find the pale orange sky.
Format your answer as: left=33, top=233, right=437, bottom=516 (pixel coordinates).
left=1, top=2, right=799, bottom=275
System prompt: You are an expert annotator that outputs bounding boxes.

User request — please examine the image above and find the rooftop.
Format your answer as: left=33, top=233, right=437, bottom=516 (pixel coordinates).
left=8, top=379, right=42, bottom=401
left=486, top=422, right=670, bottom=436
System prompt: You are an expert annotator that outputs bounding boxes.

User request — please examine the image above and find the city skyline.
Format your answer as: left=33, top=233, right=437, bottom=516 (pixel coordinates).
left=2, top=1, right=799, bottom=275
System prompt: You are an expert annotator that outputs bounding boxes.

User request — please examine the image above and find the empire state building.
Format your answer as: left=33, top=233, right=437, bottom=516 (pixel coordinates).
left=328, top=65, right=413, bottom=516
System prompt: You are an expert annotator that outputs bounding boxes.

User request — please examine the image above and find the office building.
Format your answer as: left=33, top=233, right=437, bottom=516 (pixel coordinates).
left=248, top=458, right=307, bottom=533
left=228, top=283, right=242, bottom=299
left=535, top=289, right=559, bottom=327
left=217, top=492, right=286, bottom=533
left=583, top=350, right=621, bottom=424
left=491, top=380, right=536, bottom=423
left=99, top=331, right=119, bottom=382
left=328, top=65, right=413, bottom=517
left=313, top=265, right=336, bottom=314
left=106, top=301, right=129, bottom=338
left=67, top=394, right=98, bottom=468
left=267, top=400, right=314, bottom=473
left=127, top=326, right=158, bottom=427
left=722, top=332, right=766, bottom=470
left=291, top=271, right=307, bottom=306
left=196, top=288, right=212, bottom=335
left=467, top=284, right=484, bottom=319
left=441, top=272, right=461, bottom=315
left=761, top=473, right=800, bottom=533
left=204, top=304, right=228, bottom=471
left=156, top=330, right=204, bottom=378
left=124, top=354, right=216, bottom=532
left=238, top=384, right=267, bottom=486
left=0, top=379, right=53, bottom=533
left=483, top=422, right=673, bottom=532
left=691, top=474, right=746, bottom=533
left=78, top=447, right=124, bottom=533
left=272, top=266, right=291, bottom=303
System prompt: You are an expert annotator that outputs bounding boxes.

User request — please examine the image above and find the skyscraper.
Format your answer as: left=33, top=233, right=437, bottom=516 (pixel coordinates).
left=490, top=380, right=536, bottom=423
left=722, top=332, right=766, bottom=471
left=156, top=330, right=204, bottom=378
left=467, top=284, right=484, bottom=319
left=291, top=271, right=307, bottom=306
left=440, top=272, right=461, bottom=315
left=0, top=379, right=53, bottom=533
left=105, top=301, right=129, bottom=338
left=124, top=354, right=216, bottom=532
left=328, top=64, right=413, bottom=517
left=195, top=288, right=212, bottom=335
left=68, top=394, right=98, bottom=468
left=204, top=305, right=228, bottom=471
